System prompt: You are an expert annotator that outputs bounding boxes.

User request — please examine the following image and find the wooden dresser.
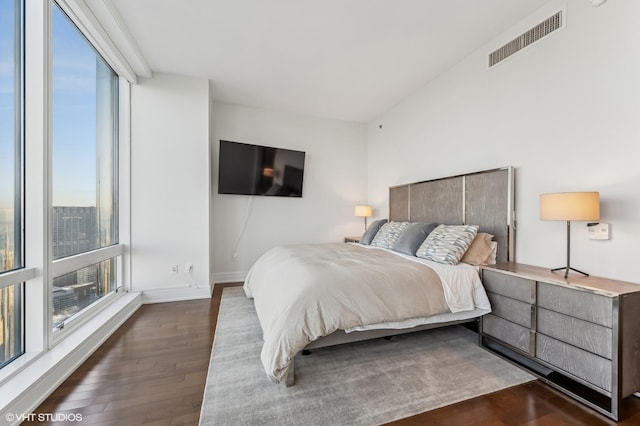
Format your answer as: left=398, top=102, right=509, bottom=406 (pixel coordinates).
left=480, top=263, right=640, bottom=420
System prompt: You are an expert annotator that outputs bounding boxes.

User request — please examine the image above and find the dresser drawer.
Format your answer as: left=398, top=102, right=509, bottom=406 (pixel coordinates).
left=536, top=334, right=612, bottom=392
left=537, top=308, right=612, bottom=359
left=482, top=270, right=534, bottom=303
left=483, top=314, right=531, bottom=354
left=537, top=282, right=612, bottom=327
left=487, top=292, right=532, bottom=328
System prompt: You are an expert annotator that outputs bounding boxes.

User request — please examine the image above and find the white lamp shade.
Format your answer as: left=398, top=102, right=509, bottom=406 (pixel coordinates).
left=540, top=192, right=600, bottom=221
left=354, top=205, right=372, bottom=218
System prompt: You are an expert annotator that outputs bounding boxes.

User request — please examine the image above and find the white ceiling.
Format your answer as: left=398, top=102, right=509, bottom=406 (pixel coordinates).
left=103, top=0, right=550, bottom=123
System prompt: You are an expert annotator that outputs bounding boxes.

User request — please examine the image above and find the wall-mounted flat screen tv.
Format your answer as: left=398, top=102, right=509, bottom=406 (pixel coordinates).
left=218, top=140, right=306, bottom=197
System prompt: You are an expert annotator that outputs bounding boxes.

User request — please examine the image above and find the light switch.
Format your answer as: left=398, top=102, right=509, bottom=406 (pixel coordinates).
left=587, top=222, right=609, bottom=240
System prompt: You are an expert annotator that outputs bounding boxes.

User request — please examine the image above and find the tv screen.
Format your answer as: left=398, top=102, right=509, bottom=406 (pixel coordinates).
left=218, top=140, right=306, bottom=197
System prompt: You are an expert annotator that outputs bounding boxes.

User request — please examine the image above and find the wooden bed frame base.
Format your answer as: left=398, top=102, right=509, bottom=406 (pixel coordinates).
left=283, top=317, right=477, bottom=386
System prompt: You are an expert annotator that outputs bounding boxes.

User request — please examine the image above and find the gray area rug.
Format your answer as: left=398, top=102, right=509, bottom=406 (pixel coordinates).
left=200, top=287, right=534, bottom=425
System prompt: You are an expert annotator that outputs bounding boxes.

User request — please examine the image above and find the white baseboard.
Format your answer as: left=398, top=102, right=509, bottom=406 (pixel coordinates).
left=213, top=271, right=247, bottom=284
left=0, top=292, right=142, bottom=425
left=141, top=285, right=212, bottom=304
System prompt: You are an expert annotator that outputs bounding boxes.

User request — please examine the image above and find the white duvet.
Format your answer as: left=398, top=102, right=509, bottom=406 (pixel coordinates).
left=244, top=243, right=490, bottom=383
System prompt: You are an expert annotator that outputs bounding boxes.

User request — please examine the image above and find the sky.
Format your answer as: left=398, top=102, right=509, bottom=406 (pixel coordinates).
left=0, top=0, right=17, bottom=217
left=1, top=1, right=109, bottom=217
left=52, top=4, right=101, bottom=207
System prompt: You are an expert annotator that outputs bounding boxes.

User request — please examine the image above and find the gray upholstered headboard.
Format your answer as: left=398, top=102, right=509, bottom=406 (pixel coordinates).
left=389, top=167, right=515, bottom=263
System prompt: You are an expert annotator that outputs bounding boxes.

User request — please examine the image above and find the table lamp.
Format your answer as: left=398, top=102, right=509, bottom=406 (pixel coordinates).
left=354, top=205, right=372, bottom=232
left=540, top=192, right=600, bottom=278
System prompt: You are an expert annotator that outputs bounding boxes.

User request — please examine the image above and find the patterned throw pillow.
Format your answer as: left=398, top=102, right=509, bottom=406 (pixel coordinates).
left=370, top=221, right=409, bottom=249
left=416, top=224, right=479, bottom=265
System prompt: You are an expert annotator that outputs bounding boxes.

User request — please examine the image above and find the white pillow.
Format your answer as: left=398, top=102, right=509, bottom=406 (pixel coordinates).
left=416, top=224, right=479, bottom=265
left=486, top=241, right=498, bottom=265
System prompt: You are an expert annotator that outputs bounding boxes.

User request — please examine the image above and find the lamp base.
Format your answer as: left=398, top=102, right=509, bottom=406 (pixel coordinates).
left=550, top=266, right=589, bottom=279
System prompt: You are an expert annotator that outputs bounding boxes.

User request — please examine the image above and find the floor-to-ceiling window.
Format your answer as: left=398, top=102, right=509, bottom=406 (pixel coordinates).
left=0, top=0, right=24, bottom=369
left=50, top=3, right=119, bottom=331
left=0, top=0, right=128, bottom=374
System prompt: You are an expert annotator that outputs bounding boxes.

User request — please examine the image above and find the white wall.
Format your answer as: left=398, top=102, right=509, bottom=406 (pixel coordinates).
left=212, top=103, right=366, bottom=281
left=130, top=73, right=211, bottom=298
left=366, top=0, right=640, bottom=282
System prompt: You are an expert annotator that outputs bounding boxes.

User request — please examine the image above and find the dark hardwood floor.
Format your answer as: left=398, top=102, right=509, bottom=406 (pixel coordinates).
left=29, top=284, right=234, bottom=425
left=386, top=381, right=640, bottom=426
left=29, top=284, right=640, bottom=425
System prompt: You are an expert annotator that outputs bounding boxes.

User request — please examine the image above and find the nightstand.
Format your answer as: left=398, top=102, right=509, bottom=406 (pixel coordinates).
left=344, top=236, right=361, bottom=243
left=479, top=262, right=640, bottom=421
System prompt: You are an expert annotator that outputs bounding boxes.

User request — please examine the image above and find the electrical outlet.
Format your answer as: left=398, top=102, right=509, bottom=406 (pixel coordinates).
left=170, top=264, right=178, bottom=274
left=186, top=263, right=194, bottom=273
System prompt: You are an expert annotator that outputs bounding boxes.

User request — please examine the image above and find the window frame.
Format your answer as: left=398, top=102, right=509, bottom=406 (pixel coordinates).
left=11, top=0, right=25, bottom=274
left=47, top=0, right=125, bottom=341
left=1, top=0, right=132, bottom=379
left=0, top=0, right=27, bottom=370
left=0, top=270, right=35, bottom=291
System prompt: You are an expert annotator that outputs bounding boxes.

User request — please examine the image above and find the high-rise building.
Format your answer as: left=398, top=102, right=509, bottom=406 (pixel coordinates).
left=51, top=207, right=102, bottom=326
left=52, top=206, right=97, bottom=260
left=0, top=233, right=5, bottom=271
left=1, top=227, right=14, bottom=272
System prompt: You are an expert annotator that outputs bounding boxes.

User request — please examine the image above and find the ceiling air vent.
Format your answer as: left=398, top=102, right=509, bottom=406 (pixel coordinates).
left=489, top=11, right=563, bottom=67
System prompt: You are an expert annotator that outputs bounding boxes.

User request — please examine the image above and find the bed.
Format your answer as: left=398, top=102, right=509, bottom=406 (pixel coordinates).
left=244, top=166, right=515, bottom=385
